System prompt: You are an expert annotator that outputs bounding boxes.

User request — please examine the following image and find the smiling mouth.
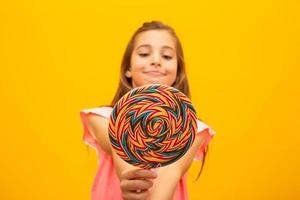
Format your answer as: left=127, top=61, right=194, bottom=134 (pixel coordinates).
left=144, top=71, right=166, bottom=76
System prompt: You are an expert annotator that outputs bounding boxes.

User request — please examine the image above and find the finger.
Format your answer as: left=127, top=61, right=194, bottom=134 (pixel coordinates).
left=122, top=169, right=157, bottom=180
left=123, top=190, right=150, bottom=200
left=121, top=179, right=154, bottom=191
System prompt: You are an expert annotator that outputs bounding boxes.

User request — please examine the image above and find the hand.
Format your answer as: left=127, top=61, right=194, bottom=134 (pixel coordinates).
left=120, top=168, right=157, bottom=200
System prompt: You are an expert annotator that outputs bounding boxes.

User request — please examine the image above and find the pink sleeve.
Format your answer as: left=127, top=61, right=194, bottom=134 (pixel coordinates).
left=194, top=120, right=216, bottom=161
left=79, top=107, right=112, bottom=151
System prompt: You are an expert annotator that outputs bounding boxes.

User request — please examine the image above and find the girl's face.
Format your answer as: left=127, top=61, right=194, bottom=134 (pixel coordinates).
left=126, top=30, right=178, bottom=88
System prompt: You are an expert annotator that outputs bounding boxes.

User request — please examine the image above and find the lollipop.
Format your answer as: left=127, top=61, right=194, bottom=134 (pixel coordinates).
left=108, top=84, right=197, bottom=169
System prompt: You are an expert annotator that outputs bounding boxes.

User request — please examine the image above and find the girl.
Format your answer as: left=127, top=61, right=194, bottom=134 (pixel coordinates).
left=80, top=21, right=215, bottom=200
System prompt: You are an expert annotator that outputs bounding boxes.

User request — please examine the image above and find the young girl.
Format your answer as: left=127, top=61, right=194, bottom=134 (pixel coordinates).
left=80, top=21, right=215, bottom=200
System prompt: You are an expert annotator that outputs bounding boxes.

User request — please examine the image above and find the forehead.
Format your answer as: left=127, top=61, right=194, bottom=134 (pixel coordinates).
left=134, top=30, right=176, bottom=50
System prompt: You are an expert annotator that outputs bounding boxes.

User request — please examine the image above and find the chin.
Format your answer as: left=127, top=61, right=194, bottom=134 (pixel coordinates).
left=145, top=80, right=164, bottom=85
left=136, top=79, right=171, bottom=87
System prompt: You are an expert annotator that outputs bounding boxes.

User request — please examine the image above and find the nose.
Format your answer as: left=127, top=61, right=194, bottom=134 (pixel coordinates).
left=150, top=52, right=161, bottom=67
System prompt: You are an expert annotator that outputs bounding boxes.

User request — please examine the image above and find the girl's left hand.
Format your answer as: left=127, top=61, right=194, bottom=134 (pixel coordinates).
left=120, top=168, right=157, bottom=200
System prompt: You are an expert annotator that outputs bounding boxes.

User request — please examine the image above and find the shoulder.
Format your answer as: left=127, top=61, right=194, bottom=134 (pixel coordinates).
left=80, top=106, right=113, bottom=154
left=80, top=106, right=113, bottom=132
left=196, top=119, right=216, bottom=136
left=80, top=106, right=113, bottom=119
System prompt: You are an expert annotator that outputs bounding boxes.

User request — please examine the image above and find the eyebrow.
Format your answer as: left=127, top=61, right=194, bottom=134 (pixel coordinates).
left=136, top=44, right=175, bottom=51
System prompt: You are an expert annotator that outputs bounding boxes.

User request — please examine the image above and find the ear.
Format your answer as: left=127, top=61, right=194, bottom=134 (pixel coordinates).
left=125, top=69, right=132, bottom=78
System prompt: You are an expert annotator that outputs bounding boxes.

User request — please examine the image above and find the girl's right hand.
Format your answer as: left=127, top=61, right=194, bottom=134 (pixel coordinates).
left=120, top=168, right=157, bottom=200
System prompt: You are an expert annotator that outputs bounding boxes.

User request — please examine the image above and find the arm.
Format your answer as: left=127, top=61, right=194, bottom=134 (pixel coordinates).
left=86, top=114, right=210, bottom=199
left=149, top=129, right=210, bottom=200
left=113, top=129, right=210, bottom=200
left=85, top=114, right=112, bottom=155
left=86, top=114, right=157, bottom=200
left=86, top=114, right=153, bottom=181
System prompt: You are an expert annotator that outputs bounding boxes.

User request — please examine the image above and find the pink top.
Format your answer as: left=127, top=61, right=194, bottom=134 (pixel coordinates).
left=80, top=107, right=215, bottom=200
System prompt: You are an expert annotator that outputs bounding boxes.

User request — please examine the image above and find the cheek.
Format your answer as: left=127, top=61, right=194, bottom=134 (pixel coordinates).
left=163, top=63, right=177, bottom=85
left=170, top=69, right=178, bottom=83
left=131, top=55, right=147, bottom=69
left=165, top=60, right=178, bottom=75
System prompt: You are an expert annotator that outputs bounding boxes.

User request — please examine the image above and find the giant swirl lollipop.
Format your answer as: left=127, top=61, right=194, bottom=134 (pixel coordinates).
left=108, top=84, right=197, bottom=169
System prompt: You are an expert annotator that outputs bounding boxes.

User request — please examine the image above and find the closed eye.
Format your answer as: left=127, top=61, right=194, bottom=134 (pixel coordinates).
left=139, top=53, right=149, bottom=57
left=163, top=55, right=173, bottom=60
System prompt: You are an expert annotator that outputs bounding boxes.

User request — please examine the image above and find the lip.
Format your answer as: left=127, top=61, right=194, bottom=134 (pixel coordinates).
left=144, top=71, right=166, bottom=76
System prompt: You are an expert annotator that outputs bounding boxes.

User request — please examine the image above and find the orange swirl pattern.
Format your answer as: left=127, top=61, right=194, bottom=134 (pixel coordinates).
left=108, top=84, right=197, bottom=169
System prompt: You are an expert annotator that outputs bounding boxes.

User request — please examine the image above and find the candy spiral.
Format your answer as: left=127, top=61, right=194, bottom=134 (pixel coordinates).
left=108, top=84, right=197, bottom=169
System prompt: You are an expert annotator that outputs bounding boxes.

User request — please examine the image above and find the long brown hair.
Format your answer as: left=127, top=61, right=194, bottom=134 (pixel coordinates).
left=110, top=21, right=208, bottom=180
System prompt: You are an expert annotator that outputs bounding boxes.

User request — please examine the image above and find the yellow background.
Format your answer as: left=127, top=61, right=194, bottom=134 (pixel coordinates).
left=1, top=0, right=299, bottom=199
